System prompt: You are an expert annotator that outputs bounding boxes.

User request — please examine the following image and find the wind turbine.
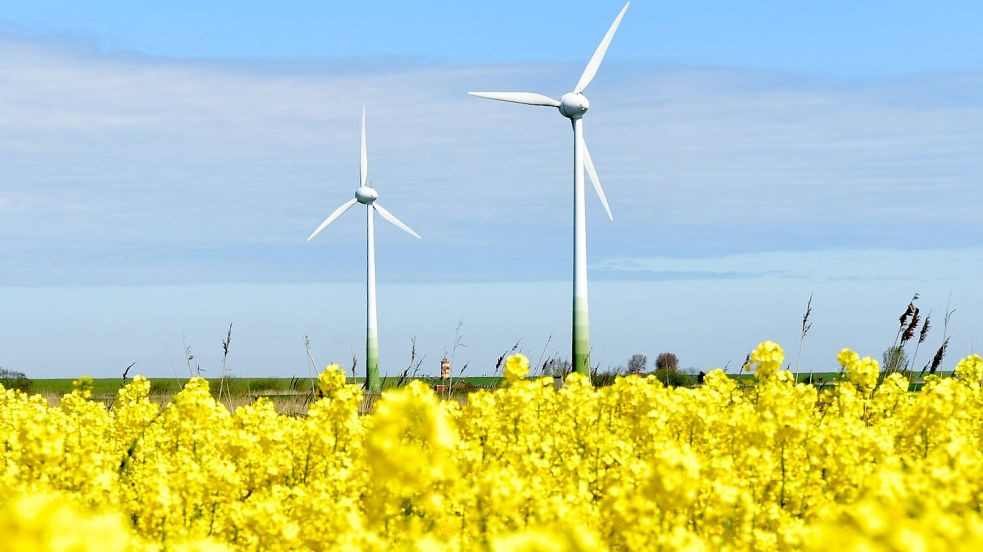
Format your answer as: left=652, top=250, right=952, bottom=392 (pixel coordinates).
left=469, top=2, right=629, bottom=376
left=307, top=107, right=421, bottom=393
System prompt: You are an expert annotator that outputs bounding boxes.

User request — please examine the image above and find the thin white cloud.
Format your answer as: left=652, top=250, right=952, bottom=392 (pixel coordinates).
left=0, top=36, right=981, bottom=285
left=594, top=248, right=983, bottom=283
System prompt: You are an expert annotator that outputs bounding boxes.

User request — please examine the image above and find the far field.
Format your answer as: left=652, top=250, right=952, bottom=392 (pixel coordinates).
left=28, top=376, right=505, bottom=397
left=10, top=371, right=942, bottom=416
left=27, top=372, right=857, bottom=397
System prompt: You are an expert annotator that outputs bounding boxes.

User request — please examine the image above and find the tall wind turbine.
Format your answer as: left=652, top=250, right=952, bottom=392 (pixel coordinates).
left=307, top=107, right=421, bottom=393
left=469, top=2, right=629, bottom=376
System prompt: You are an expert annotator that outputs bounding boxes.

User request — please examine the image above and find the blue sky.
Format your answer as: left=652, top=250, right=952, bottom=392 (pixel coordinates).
left=4, top=1, right=983, bottom=74
left=1, top=1, right=981, bottom=378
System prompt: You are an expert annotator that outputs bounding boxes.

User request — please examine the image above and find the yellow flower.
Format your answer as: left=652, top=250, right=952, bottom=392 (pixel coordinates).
left=837, top=348, right=860, bottom=369
left=0, top=492, right=134, bottom=552
left=954, top=354, right=983, bottom=385
left=838, top=348, right=879, bottom=391
left=745, top=340, right=785, bottom=379
left=504, top=353, right=530, bottom=383
left=4, top=340, right=983, bottom=550
left=646, top=445, right=701, bottom=509
left=72, top=375, right=94, bottom=400
left=316, top=363, right=347, bottom=395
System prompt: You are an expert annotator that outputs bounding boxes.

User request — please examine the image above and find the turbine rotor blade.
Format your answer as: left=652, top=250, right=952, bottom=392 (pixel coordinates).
left=307, top=198, right=358, bottom=241
left=582, top=134, right=613, bottom=221
left=360, top=106, right=368, bottom=188
left=373, top=203, right=421, bottom=239
left=574, top=1, right=630, bottom=94
left=468, top=91, right=561, bottom=107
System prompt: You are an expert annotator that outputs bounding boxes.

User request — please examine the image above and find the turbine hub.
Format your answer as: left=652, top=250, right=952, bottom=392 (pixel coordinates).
left=559, top=92, right=589, bottom=119
left=355, top=186, right=378, bottom=205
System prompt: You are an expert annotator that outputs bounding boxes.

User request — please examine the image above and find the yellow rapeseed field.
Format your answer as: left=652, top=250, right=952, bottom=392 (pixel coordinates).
left=2, top=342, right=983, bottom=551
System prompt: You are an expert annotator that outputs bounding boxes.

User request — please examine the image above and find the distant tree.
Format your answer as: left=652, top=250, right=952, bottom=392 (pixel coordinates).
left=882, top=346, right=909, bottom=376
left=652, top=365, right=693, bottom=388
left=655, top=352, right=679, bottom=372
left=0, top=367, right=33, bottom=393
left=650, top=353, right=691, bottom=387
left=626, top=354, right=647, bottom=374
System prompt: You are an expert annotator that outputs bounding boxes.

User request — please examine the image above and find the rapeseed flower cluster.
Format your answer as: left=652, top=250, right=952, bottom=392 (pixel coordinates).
left=744, top=340, right=784, bottom=380
left=838, top=349, right=880, bottom=392
left=2, top=343, right=983, bottom=550
left=503, top=354, right=530, bottom=384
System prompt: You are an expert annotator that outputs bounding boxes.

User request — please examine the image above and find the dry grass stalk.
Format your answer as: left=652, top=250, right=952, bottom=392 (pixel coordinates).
left=795, top=293, right=813, bottom=380
left=217, top=323, right=234, bottom=403
left=900, top=307, right=920, bottom=346
left=536, top=335, right=553, bottom=374
left=893, top=294, right=919, bottom=349
left=494, top=340, right=521, bottom=377
left=905, top=313, right=932, bottom=384
left=918, top=297, right=955, bottom=382
left=394, top=336, right=425, bottom=390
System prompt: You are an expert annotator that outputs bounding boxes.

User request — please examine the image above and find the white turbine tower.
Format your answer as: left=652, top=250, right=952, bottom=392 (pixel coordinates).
left=307, top=107, right=421, bottom=393
left=469, top=2, right=629, bottom=376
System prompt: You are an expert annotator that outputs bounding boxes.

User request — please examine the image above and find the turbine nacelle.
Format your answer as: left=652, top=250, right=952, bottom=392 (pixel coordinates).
left=306, top=108, right=421, bottom=243
left=559, top=93, right=590, bottom=119
left=355, top=186, right=378, bottom=205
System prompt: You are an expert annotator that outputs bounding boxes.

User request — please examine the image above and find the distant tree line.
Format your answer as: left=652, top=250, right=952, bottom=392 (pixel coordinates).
left=590, top=351, right=694, bottom=388
left=0, top=367, right=33, bottom=393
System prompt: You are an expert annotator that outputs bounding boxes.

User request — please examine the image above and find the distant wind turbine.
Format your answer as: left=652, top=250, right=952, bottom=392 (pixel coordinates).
left=307, top=107, right=421, bottom=393
left=469, top=1, right=630, bottom=376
